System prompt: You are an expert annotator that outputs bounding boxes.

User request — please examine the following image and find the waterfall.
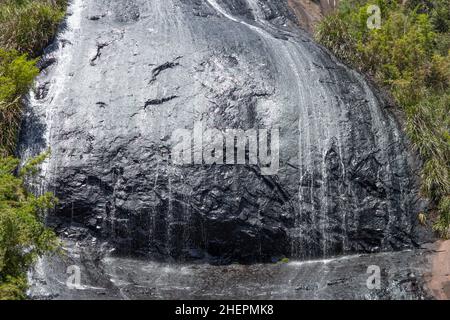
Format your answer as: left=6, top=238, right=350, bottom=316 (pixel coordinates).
left=20, top=0, right=424, bottom=265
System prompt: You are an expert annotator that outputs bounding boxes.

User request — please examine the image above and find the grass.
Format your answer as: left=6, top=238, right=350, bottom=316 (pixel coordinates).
left=0, top=0, right=67, bottom=56
left=316, top=0, right=450, bottom=237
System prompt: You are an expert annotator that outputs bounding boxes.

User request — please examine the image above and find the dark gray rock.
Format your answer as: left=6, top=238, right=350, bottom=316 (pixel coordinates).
left=19, top=0, right=430, bottom=265
left=27, top=239, right=434, bottom=300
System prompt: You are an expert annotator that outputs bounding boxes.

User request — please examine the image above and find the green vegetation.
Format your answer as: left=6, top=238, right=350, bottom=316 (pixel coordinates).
left=0, top=49, right=38, bottom=155
left=279, top=257, right=290, bottom=264
left=0, top=0, right=66, bottom=299
left=0, top=0, right=67, bottom=155
left=0, top=0, right=67, bottom=56
left=0, top=153, right=58, bottom=300
left=316, top=0, right=450, bottom=237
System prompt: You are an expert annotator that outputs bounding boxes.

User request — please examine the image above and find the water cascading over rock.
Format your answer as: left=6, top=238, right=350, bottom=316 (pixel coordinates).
left=19, top=0, right=426, bottom=264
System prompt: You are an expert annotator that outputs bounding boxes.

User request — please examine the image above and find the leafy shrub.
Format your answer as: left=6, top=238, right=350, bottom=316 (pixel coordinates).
left=0, top=49, right=39, bottom=155
left=0, top=153, right=58, bottom=300
left=316, top=0, right=450, bottom=237
left=0, top=49, right=38, bottom=102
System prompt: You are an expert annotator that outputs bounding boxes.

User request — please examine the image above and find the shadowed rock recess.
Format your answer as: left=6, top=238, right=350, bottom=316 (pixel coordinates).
left=20, top=0, right=428, bottom=266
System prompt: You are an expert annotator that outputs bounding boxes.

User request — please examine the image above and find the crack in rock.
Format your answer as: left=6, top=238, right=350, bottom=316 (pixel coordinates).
left=143, top=95, right=179, bottom=109
left=90, top=42, right=110, bottom=66
left=88, top=14, right=106, bottom=21
left=148, top=56, right=183, bottom=84
left=38, top=57, right=57, bottom=71
left=89, top=30, right=125, bottom=66
left=35, top=81, right=51, bottom=100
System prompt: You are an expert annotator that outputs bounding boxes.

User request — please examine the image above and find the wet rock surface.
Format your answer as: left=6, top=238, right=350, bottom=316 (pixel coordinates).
left=28, top=239, right=434, bottom=300
left=20, top=0, right=430, bottom=267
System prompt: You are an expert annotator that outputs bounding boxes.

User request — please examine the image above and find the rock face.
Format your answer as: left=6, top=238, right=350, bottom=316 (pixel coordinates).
left=20, top=0, right=427, bottom=264
left=28, top=240, right=434, bottom=300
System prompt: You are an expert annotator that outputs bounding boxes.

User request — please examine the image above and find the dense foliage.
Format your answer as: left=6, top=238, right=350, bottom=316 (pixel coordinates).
left=0, top=153, right=58, bottom=300
left=0, top=0, right=66, bottom=299
left=0, top=49, right=38, bottom=155
left=316, top=0, right=450, bottom=237
left=0, top=0, right=67, bottom=56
